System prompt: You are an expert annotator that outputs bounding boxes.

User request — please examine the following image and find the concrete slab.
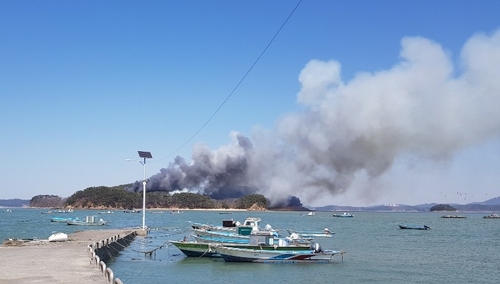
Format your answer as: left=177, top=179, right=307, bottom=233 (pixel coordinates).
left=0, top=229, right=135, bottom=284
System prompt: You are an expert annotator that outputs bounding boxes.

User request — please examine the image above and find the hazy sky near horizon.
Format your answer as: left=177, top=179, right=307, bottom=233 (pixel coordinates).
left=1, top=1, right=500, bottom=206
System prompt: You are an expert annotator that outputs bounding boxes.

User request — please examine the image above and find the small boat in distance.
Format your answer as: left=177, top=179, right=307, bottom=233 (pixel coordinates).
left=333, top=212, right=354, bottom=218
left=287, top=228, right=334, bottom=239
left=99, top=210, right=114, bottom=214
left=50, top=217, right=79, bottom=223
left=170, top=210, right=183, bottom=214
left=441, top=215, right=466, bottom=218
left=123, top=209, right=141, bottom=213
left=483, top=214, right=500, bottom=219
left=399, top=225, right=431, bottom=230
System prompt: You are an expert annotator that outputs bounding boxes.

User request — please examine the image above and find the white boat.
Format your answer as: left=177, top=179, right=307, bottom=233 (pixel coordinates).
left=333, top=212, right=354, bottom=218
left=191, top=217, right=271, bottom=241
left=123, top=209, right=141, bottom=213
left=287, top=228, right=334, bottom=238
left=191, top=217, right=261, bottom=233
left=67, top=216, right=108, bottom=226
left=441, top=215, right=466, bottom=218
left=98, top=210, right=114, bottom=214
left=48, top=232, right=68, bottom=242
left=483, top=214, right=500, bottom=219
left=213, top=244, right=345, bottom=263
left=170, top=210, right=183, bottom=214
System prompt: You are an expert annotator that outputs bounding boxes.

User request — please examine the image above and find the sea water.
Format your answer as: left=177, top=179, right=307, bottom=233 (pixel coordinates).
left=1, top=209, right=499, bottom=283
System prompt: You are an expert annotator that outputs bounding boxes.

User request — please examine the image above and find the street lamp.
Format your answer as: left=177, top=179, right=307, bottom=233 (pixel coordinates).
left=137, top=151, right=152, bottom=230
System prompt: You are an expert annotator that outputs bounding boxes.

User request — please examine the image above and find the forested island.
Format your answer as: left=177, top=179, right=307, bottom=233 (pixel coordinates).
left=28, top=185, right=307, bottom=211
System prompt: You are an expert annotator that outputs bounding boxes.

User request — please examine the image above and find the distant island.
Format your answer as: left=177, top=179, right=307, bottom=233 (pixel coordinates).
left=0, top=198, right=29, bottom=208
left=1, top=185, right=500, bottom=212
left=1, top=185, right=308, bottom=211
left=429, top=204, right=458, bottom=211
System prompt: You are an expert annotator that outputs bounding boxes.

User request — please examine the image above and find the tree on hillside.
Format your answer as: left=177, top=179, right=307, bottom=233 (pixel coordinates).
left=235, top=194, right=269, bottom=209
left=430, top=204, right=457, bottom=211
left=30, top=195, right=63, bottom=207
left=65, top=186, right=141, bottom=209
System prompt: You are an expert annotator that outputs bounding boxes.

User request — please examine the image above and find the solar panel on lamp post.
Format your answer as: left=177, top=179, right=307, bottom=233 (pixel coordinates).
left=138, top=151, right=152, bottom=231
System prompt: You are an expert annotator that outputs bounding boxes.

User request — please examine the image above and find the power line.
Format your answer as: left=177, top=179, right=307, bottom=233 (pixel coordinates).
left=154, top=0, right=303, bottom=163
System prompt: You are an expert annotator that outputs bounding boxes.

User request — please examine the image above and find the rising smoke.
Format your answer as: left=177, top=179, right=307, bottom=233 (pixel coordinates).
left=129, top=30, right=500, bottom=206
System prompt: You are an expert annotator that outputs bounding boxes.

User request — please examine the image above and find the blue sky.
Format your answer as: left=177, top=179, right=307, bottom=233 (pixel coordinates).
left=1, top=1, right=499, bottom=206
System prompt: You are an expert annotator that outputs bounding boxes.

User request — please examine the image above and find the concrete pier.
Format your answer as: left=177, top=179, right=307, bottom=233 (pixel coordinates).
left=0, top=229, right=136, bottom=284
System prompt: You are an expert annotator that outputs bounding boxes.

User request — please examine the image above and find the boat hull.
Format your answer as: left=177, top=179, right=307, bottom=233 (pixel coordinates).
left=399, top=225, right=430, bottom=230
left=67, top=215, right=108, bottom=226
left=170, top=240, right=312, bottom=258
left=50, top=217, right=79, bottom=223
left=287, top=229, right=334, bottom=238
left=214, top=246, right=344, bottom=263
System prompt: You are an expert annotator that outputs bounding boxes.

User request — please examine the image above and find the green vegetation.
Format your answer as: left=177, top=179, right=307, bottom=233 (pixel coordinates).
left=235, top=194, right=269, bottom=209
left=65, top=186, right=141, bottom=209
left=37, top=186, right=271, bottom=210
left=430, top=204, right=457, bottom=211
left=30, top=195, right=64, bottom=208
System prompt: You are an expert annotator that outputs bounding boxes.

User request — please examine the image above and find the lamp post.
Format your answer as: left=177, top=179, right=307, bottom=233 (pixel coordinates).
left=137, top=151, right=152, bottom=230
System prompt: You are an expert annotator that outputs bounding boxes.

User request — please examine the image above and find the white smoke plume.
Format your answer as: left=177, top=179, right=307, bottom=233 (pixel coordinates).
left=130, top=30, right=500, bottom=206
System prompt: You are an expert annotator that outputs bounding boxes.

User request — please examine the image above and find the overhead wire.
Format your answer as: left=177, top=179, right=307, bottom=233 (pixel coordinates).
left=153, top=0, right=303, bottom=164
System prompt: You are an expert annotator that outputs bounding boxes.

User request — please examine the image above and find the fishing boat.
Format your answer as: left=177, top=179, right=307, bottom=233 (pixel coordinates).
left=188, top=217, right=279, bottom=248
left=333, top=212, right=354, bottom=218
left=399, top=225, right=431, bottom=230
left=50, top=217, right=79, bottom=223
left=483, top=214, right=500, bottom=219
left=191, top=217, right=261, bottom=232
left=123, top=209, right=141, bottom=213
left=192, top=234, right=251, bottom=244
left=67, top=216, right=108, bottom=226
left=170, top=231, right=313, bottom=257
left=192, top=226, right=257, bottom=242
left=287, top=228, right=334, bottom=239
left=213, top=243, right=346, bottom=263
left=441, top=215, right=466, bottom=218
left=54, top=209, right=73, bottom=213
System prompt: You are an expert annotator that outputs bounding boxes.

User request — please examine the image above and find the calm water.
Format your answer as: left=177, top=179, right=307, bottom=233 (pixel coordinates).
left=1, top=209, right=499, bottom=283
